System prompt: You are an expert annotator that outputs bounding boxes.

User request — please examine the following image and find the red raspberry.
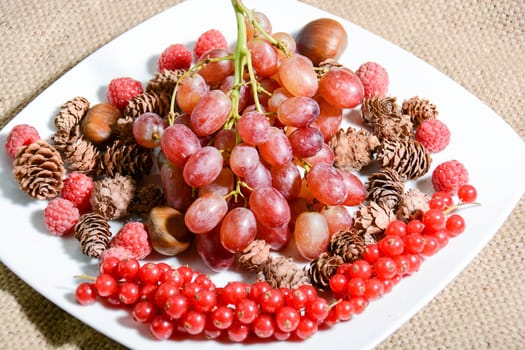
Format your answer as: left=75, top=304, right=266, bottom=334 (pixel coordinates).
left=99, top=247, right=133, bottom=269
left=106, top=77, right=144, bottom=111
left=158, top=43, right=192, bottom=72
left=5, top=124, right=40, bottom=159
left=355, top=61, right=389, bottom=98
left=61, top=172, right=94, bottom=213
left=111, top=222, right=152, bottom=259
left=415, top=119, right=451, bottom=152
left=44, top=198, right=80, bottom=236
left=432, top=160, right=469, bottom=194
left=193, top=29, right=228, bottom=60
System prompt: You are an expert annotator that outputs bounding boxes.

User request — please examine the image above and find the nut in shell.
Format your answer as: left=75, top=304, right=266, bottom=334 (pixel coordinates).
left=296, top=18, right=348, bottom=66
left=147, top=206, right=193, bottom=256
left=81, top=103, right=121, bottom=145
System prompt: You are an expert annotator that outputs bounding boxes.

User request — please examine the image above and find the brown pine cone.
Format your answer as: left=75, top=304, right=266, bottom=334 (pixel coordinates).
left=371, top=112, right=413, bottom=141
left=54, top=96, right=90, bottom=132
left=131, top=183, right=164, bottom=218
left=307, top=252, right=344, bottom=290
left=113, top=115, right=135, bottom=142
left=361, top=96, right=401, bottom=126
left=90, top=174, right=136, bottom=220
left=238, top=239, right=271, bottom=272
left=98, top=139, right=153, bottom=179
left=12, top=139, right=65, bottom=200
left=396, top=188, right=430, bottom=221
left=353, top=201, right=396, bottom=239
left=123, top=91, right=171, bottom=120
left=329, top=127, right=380, bottom=171
left=329, top=228, right=366, bottom=262
left=377, top=139, right=432, bottom=180
left=257, top=255, right=310, bottom=289
left=146, top=69, right=185, bottom=96
left=74, top=212, right=112, bottom=258
left=365, top=168, right=405, bottom=209
left=53, top=126, right=99, bottom=174
left=402, top=96, right=438, bottom=127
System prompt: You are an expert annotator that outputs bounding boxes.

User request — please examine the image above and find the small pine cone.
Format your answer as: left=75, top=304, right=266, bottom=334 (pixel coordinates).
left=113, top=115, right=135, bottom=142
left=396, top=188, right=430, bottom=221
left=307, top=252, right=344, bottom=290
left=365, top=168, right=405, bottom=209
left=12, top=139, right=65, bottom=200
left=402, top=96, right=438, bottom=127
left=377, top=139, right=432, bottom=180
left=361, top=96, right=401, bottom=126
left=90, top=174, right=136, bottom=220
left=74, top=212, right=112, bottom=258
left=329, top=127, right=380, bottom=171
left=123, top=91, right=171, bottom=120
left=98, top=139, right=153, bottom=179
left=329, top=229, right=366, bottom=263
left=131, top=183, right=164, bottom=218
left=54, top=96, right=90, bottom=132
left=146, top=69, right=185, bottom=96
left=238, top=239, right=271, bottom=272
left=353, top=201, right=396, bottom=239
left=56, top=126, right=99, bottom=174
left=257, top=256, right=310, bottom=289
left=372, top=112, right=414, bottom=141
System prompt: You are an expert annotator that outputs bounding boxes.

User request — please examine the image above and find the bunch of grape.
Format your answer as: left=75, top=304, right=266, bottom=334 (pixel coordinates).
left=131, top=2, right=367, bottom=271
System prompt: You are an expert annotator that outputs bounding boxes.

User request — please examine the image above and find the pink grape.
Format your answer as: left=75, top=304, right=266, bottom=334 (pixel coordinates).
left=320, top=206, right=353, bottom=235
left=248, top=37, right=279, bottom=78
left=337, top=169, right=366, bottom=206
left=294, top=212, right=330, bottom=260
left=176, top=73, right=209, bottom=114
left=196, top=229, right=235, bottom=272
left=258, top=127, right=293, bottom=167
left=301, top=143, right=334, bottom=166
left=318, top=68, right=364, bottom=109
left=197, top=48, right=234, bottom=85
left=256, top=78, right=279, bottom=107
left=277, top=96, right=319, bottom=127
left=272, top=31, right=296, bottom=59
left=213, top=128, right=237, bottom=165
left=190, top=90, right=232, bottom=136
left=249, top=187, right=290, bottom=228
left=160, top=162, right=193, bottom=212
left=270, top=162, right=301, bottom=200
left=243, top=162, right=272, bottom=190
left=288, top=126, right=323, bottom=158
left=278, top=54, right=318, bottom=97
left=237, top=111, right=270, bottom=145
left=220, top=75, right=251, bottom=112
left=267, top=87, right=293, bottom=113
left=257, top=223, right=289, bottom=251
left=185, top=191, right=228, bottom=234
left=313, top=97, right=343, bottom=141
left=229, top=144, right=260, bottom=177
left=306, top=163, right=347, bottom=206
left=220, top=207, right=257, bottom=253
left=183, top=146, right=223, bottom=188
left=199, top=167, right=235, bottom=198
left=132, top=112, right=166, bottom=148
left=160, top=124, right=201, bottom=167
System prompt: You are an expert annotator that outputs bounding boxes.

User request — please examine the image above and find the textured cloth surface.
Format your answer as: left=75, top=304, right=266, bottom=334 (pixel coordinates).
left=0, top=0, right=524, bottom=349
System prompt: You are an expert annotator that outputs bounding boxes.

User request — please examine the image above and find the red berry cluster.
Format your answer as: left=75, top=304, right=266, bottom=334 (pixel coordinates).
left=76, top=258, right=336, bottom=342
left=328, top=184, right=477, bottom=306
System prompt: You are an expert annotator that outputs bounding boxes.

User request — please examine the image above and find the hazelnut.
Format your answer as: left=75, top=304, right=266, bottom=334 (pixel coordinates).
left=296, top=18, right=348, bottom=66
left=81, top=103, right=121, bottom=145
left=147, top=206, right=193, bottom=256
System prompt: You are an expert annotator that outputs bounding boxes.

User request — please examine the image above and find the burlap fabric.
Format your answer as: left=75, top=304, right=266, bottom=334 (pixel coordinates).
left=0, top=0, right=523, bottom=349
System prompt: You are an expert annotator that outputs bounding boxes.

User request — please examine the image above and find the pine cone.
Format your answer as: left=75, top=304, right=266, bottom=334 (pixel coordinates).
left=54, top=96, right=90, bottom=132
left=131, top=183, right=164, bottom=218
left=329, top=127, right=380, bottom=171
left=146, top=69, right=185, bottom=96
left=53, top=126, right=99, bottom=174
left=98, top=139, right=153, bottom=179
left=329, top=229, right=366, bottom=262
left=123, top=91, right=171, bottom=120
left=396, top=188, right=430, bottom=221
left=402, top=96, right=438, bottom=127
left=257, top=255, right=310, bottom=289
left=353, top=201, right=396, bottom=239
left=90, top=174, right=136, bottom=220
left=238, top=240, right=271, bottom=272
left=113, top=115, right=135, bottom=142
left=307, top=252, right=344, bottom=290
left=377, top=139, right=432, bottom=180
left=12, top=139, right=65, bottom=200
left=371, top=112, right=413, bottom=141
left=361, top=96, right=401, bottom=126
left=365, top=168, right=405, bottom=209
left=74, top=212, right=112, bottom=258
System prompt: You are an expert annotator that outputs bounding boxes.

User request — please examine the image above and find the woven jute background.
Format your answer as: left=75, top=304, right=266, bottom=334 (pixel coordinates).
left=0, top=0, right=524, bottom=349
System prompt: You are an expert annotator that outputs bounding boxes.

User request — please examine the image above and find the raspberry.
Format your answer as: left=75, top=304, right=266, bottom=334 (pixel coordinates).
left=100, top=247, right=133, bottom=269
left=415, top=119, right=451, bottom=152
left=158, top=43, right=192, bottom=73
left=432, top=160, right=469, bottom=193
left=111, top=222, right=152, bottom=259
left=44, top=198, right=80, bottom=236
left=355, top=61, right=389, bottom=98
left=193, top=29, right=228, bottom=60
left=61, top=172, right=94, bottom=213
left=106, top=77, right=144, bottom=111
left=5, top=124, right=40, bottom=159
